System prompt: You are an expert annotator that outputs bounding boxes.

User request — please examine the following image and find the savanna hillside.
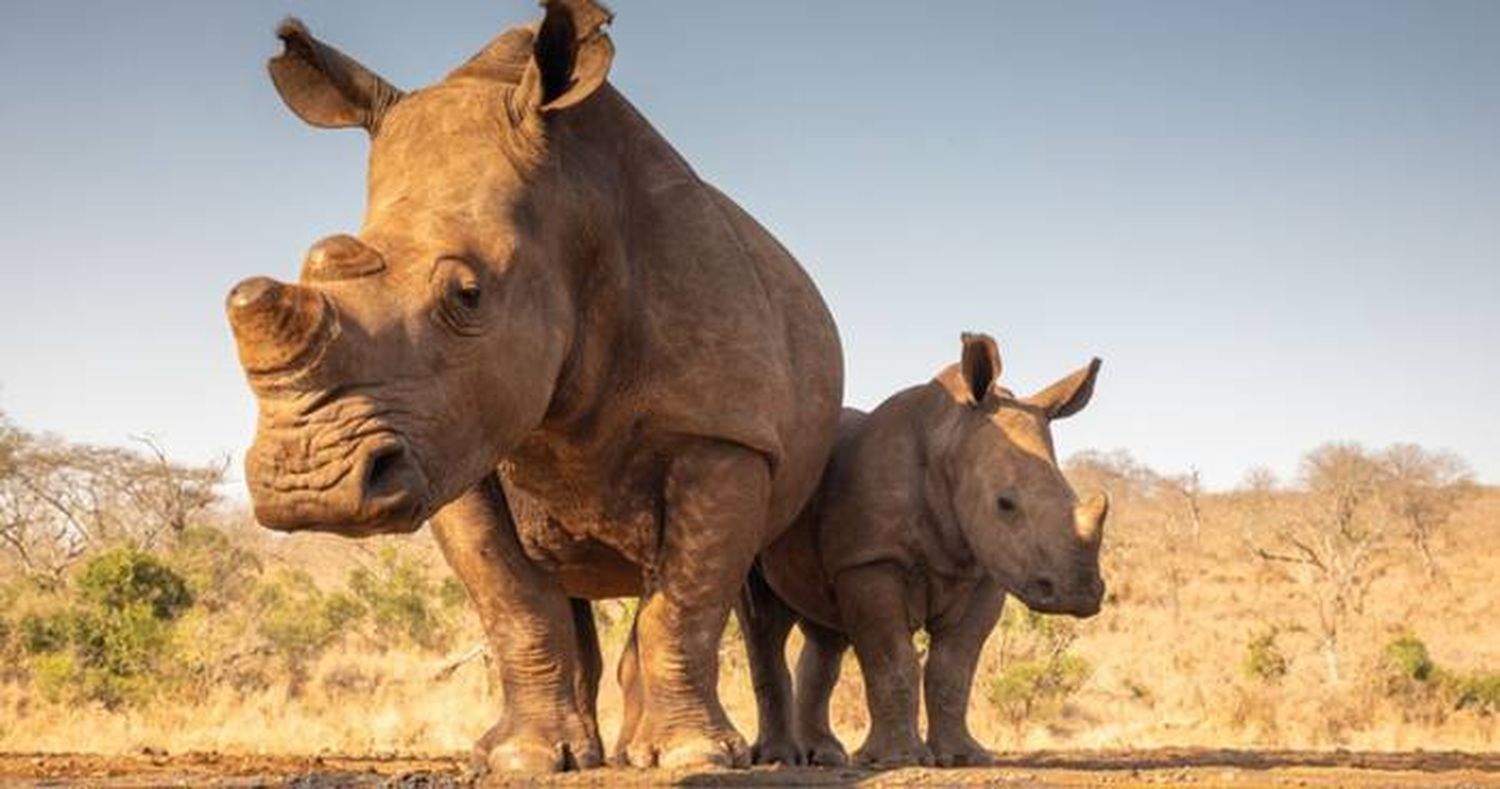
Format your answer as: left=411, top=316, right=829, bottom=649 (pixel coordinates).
left=1, top=409, right=1495, bottom=756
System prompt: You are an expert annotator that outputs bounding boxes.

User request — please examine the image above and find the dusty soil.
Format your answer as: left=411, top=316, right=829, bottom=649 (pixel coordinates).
left=2, top=750, right=1498, bottom=787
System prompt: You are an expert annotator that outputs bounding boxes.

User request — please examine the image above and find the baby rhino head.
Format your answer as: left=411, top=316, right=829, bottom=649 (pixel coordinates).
left=935, top=332, right=1107, bottom=617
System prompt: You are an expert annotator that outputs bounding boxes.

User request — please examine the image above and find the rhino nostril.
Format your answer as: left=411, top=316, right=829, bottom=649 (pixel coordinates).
left=364, top=445, right=408, bottom=495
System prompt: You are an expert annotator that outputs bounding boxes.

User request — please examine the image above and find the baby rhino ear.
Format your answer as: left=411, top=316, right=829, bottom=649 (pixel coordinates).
left=268, top=18, right=404, bottom=133
left=1028, top=358, right=1103, bottom=420
left=959, top=332, right=1003, bottom=405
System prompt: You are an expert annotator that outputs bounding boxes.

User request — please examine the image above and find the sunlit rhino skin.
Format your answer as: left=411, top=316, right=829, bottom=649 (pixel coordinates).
left=742, top=333, right=1105, bottom=767
left=225, top=0, right=842, bottom=772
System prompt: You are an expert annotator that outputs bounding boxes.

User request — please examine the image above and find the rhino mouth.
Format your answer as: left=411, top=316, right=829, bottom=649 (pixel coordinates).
left=1015, top=574, right=1105, bottom=618
left=247, top=429, right=432, bottom=536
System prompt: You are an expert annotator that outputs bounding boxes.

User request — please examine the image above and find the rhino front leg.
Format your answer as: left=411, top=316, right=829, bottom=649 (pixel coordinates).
left=793, top=619, right=850, bottom=766
left=836, top=564, right=933, bottom=768
left=925, top=581, right=1004, bottom=767
left=431, top=474, right=604, bottom=774
left=621, top=442, right=767, bottom=769
left=737, top=564, right=801, bottom=765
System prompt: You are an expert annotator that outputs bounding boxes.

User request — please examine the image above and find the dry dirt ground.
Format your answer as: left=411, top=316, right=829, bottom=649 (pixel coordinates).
left=2, top=750, right=1498, bottom=788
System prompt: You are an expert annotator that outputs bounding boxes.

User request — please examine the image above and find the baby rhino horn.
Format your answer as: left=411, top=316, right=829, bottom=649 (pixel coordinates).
left=1075, top=491, right=1109, bottom=545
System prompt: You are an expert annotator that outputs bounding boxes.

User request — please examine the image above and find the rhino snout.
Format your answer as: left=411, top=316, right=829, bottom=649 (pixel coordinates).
left=246, top=434, right=428, bottom=536
left=1019, top=572, right=1105, bottom=618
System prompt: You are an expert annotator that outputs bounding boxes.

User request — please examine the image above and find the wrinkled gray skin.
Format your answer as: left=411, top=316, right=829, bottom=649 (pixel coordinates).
left=225, top=0, right=842, bottom=773
left=741, top=333, right=1106, bottom=767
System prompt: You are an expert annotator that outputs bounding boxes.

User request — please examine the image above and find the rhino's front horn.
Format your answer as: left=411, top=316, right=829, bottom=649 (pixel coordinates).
left=226, top=276, right=333, bottom=375
left=1075, top=491, right=1109, bottom=545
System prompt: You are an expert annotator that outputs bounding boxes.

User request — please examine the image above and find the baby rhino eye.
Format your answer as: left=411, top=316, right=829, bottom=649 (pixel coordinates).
left=997, top=495, right=1019, bottom=514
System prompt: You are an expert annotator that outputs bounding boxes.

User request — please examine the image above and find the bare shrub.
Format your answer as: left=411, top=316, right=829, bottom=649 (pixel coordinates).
left=987, top=607, right=1091, bottom=741
left=1254, top=442, right=1391, bottom=684
left=1377, top=444, right=1474, bottom=581
left=0, top=412, right=225, bottom=579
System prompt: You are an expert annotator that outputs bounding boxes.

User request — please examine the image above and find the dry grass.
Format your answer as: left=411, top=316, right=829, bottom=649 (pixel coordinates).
left=1, top=487, right=1496, bottom=757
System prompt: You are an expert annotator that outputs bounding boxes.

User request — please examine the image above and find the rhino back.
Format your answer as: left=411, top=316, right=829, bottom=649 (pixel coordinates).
left=511, top=86, right=843, bottom=554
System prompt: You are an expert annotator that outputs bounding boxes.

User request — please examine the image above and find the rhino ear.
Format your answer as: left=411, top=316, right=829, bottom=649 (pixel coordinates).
left=518, top=0, right=615, bottom=113
left=959, top=332, right=1003, bottom=405
left=1027, top=358, right=1102, bottom=420
left=268, top=18, right=404, bottom=133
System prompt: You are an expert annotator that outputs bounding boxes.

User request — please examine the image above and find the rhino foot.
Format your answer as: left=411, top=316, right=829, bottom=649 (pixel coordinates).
left=475, top=715, right=603, bottom=774
left=928, top=731, right=996, bottom=767
left=852, top=733, right=932, bottom=769
left=750, top=731, right=803, bottom=766
left=803, top=732, right=849, bottom=767
left=622, top=722, right=751, bottom=770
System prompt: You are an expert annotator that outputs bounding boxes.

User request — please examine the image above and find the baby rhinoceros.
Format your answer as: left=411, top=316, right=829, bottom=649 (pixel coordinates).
left=741, top=332, right=1108, bottom=768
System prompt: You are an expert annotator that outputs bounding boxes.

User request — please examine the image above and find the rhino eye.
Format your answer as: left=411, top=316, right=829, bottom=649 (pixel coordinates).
left=457, top=282, right=481, bottom=310
left=997, top=495, right=1019, bottom=514
left=432, top=261, right=486, bottom=336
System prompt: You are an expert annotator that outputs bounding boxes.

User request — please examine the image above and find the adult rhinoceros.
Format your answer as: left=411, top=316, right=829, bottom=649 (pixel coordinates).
left=224, top=0, right=842, bottom=772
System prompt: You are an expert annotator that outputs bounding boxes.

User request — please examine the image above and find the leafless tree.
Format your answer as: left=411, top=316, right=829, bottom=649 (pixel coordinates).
left=1254, top=442, right=1389, bottom=684
left=1065, top=448, right=1163, bottom=505
left=1165, top=466, right=1205, bottom=543
left=0, top=411, right=226, bottom=579
left=1377, top=443, right=1473, bottom=581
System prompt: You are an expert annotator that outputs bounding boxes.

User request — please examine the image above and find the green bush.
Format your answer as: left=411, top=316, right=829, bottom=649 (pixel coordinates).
left=1453, top=672, right=1500, bottom=716
left=76, top=549, right=192, bottom=620
left=21, top=549, right=194, bottom=708
left=255, top=569, right=365, bottom=660
left=1375, top=633, right=1500, bottom=722
left=1244, top=627, right=1289, bottom=682
left=987, top=607, right=1092, bottom=735
left=347, top=547, right=454, bottom=651
left=988, top=653, right=1091, bottom=728
left=20, top=612, right=71, bottom=655
left=438, top=576, right=468, bottom=610
left=68, top=606, right=173, bottom=679
left=169, top=526, right=263, bottom=613
left=1384, top=634, right=1435, bottom=682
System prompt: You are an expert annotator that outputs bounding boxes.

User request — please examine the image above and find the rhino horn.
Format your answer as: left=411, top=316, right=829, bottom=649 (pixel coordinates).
left=226, top=277, right=333, bottom=375
left=1075, top=491, right=1109, bottom=545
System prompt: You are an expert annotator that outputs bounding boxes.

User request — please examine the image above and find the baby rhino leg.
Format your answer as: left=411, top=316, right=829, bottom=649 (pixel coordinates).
left=925, top=580, right=1005, bottom=766
left=738, top=565, right=801, bottom=765
left=836, top=564, right=932, bottom=767
left=794, top=619, right=849, bottom=766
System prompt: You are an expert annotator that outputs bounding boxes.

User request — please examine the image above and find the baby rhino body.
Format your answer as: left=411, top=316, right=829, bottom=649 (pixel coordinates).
left=742, top=333, right=1108, bottom=767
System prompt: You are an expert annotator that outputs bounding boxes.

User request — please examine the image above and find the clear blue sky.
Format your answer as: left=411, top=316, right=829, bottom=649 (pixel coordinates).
left=1, top=1, right=1497, bottom=490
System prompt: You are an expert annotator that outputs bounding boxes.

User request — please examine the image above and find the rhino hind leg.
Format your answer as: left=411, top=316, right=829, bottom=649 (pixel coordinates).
left=793, top=620, right=849, bottom=766
left=570, top=597, right=605, bottom=754
left=430, top=476, right=605, bottom=774
left=619, top=442, right=768, bottom=769
left=610, top=621, right=643, bottom=766
left=737, top=563, right=802, bottom=765
left=925, top=581, right=1005, bottom=767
